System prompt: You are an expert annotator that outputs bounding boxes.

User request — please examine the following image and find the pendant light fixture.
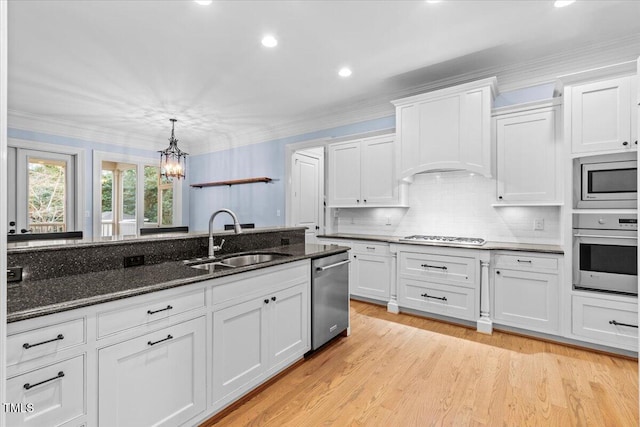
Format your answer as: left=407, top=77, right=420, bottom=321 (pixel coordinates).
left=159, top=118, right=188, bottom=180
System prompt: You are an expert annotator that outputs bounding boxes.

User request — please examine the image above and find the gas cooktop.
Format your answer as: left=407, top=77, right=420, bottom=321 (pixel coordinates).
left=400, top=235, right=486, bottom=246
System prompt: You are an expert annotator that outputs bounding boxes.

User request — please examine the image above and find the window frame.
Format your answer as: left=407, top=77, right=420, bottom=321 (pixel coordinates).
left=8, top=138, right=85, bottom=235
left=92, top=151, right=182, bottom=238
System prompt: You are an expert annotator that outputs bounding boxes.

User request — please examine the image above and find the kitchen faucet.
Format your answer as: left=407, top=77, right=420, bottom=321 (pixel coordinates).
left=208, top=209, right=242, bottom=258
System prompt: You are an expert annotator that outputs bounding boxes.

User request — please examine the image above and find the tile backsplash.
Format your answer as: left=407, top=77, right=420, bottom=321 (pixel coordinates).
left=333, top=171, right=561, bottom=244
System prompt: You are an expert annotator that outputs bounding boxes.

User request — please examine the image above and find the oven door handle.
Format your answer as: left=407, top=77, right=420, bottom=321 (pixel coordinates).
left=573, top=233, right=637, bottom=240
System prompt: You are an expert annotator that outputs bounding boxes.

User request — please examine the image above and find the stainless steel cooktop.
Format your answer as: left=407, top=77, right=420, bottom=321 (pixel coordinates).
left=400, top=235, right=486, bottom=246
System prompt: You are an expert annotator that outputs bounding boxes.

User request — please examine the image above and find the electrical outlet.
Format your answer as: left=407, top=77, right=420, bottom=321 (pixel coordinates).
left=533, top=219, right=544, bottom=231
left=124, top=255, right=145, bottom=268
left=386, top=216, right=392, bottom=225
left=276, top=209, right=281, bottom=217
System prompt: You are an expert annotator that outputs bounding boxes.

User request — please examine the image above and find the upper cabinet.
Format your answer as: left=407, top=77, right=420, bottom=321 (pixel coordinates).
left=569, top=75, right=638, bottom=154
left=494, top=101, right=562, bottom=204
left=327, top=134, right=406, bottom=207
left=392, top=77, right=497, bottom=181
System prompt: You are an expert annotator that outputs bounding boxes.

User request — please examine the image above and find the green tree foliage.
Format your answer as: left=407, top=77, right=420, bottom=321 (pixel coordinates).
left=28, top=162, right=65, bottom=230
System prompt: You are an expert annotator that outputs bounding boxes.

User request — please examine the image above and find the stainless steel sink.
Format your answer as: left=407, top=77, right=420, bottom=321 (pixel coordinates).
left=186, top=252, right=291, bottom=271
left=220, top=253, right=288, bottom=267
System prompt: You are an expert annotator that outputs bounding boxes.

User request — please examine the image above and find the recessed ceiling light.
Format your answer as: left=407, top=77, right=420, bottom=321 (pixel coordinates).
left=554, top=0, right=575, bottom=7
left=261, top=35, right=278, bottom=48
left=338, top=67, right=352, bottom=78
left=194, top=0, right=212, bottom=5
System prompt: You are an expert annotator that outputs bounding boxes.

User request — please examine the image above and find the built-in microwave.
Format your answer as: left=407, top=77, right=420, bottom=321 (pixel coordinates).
left=578, top=159, right=637, bottom=208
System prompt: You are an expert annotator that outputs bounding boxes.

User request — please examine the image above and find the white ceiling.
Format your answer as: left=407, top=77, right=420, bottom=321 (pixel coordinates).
left=7, top=0, right=640, bottom=154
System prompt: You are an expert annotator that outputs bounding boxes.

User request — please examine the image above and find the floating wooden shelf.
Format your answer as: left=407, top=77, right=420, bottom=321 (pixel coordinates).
left=190, top=177, right=273, bottom=188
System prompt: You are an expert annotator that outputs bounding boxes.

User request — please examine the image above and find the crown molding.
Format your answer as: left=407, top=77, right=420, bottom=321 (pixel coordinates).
left=192, top=34, right=640, bottom=155
left=7, top=109, right=164, bottom=151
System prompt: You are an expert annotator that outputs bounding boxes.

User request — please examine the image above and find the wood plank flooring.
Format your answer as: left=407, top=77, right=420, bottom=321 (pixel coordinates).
left=202, top=300, right=638, bottom=426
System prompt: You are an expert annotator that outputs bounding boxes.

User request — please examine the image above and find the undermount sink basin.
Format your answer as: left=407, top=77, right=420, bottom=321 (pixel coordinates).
left=186, top=252, right=291, bottom=271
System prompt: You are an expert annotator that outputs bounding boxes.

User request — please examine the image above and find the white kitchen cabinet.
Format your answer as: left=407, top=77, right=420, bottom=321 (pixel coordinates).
left=392, top=77, right=497, bottom=180
left=350, top=243, right=392, bottom=301
left=397, top=247, right=481, bottom=322
left=494, top=103, right=561, bottom=203
left=327, top=134, right=405, bottom=207
left=570, top=75, right=638, bottom=153
left=492, top=252, right=561, bottom=334
left=6, top=355, right=85, bottom=427
left=212, top=281, right=309, bottom=407
left=98, top=317, right=207, bottom=427
left=571, top=294, right=638, bottom=351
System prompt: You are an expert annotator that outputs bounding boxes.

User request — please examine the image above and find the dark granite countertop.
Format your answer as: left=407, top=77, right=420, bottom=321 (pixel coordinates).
left=7, top=243, right=348, bottom=323
left=318, top=233, right=564, bottom=254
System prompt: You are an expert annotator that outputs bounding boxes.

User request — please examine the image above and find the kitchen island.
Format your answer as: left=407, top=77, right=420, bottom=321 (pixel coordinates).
left=6, top=228, right=349, bottom=427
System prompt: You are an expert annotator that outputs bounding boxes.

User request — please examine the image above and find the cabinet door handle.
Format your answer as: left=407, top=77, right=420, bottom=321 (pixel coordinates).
left=24, top=371, right=65, bottom=390
left=623, top=141, right=629, bottom=146
left=356, top=199, right=360, bottom=203
left=148, top=334, right=173, bottom=346
left=264, top=299, right=270, bottom=304
left=420, top=293, right=447, bottom=302
left=420, top=264, right=448, bottom=270
left=363, top=199, right=367, bottom=203
left=147, top=305, right=173, bottom=315
left=609, top=320, right=638, bottom=328
left=516, top=259, right=532, bottom=263
left=23, top=334, right=64, bottom=349
left=271, top=296, right=277, bottom=302
left=496, top=271, right=500, bottom=275
left=498, top=196, right=503, bottom=200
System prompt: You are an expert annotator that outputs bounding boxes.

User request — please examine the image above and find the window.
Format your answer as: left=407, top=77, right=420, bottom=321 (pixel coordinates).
left=8, top=144, right=81, bottom=235
left=93, top=151, right=181, bottom=238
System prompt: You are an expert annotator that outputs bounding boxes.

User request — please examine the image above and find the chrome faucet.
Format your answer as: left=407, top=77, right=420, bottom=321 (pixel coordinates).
left=208, top=209, right=242, bottom=258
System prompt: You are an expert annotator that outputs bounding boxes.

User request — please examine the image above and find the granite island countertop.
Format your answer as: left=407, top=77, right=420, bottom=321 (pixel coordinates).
left=7, top=243, right=349, bottom=323
left=318, top=233, right=564, bottom=254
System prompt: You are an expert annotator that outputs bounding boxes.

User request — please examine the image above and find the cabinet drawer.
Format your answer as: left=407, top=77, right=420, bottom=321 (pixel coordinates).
left=351, top=241, right=391, bottom=256
left=399, top=252, right=476, bottom=287
left=494, top=253, right=558, bottom=271
left=97, top=289, right=205, bottom=338
left=399, top=278, right=477, bottom=321
left=6, top=355, right=85, bottom=427
left=7, top=318, right=85, bottom=368
left=572, top=295, right=638, bottom=350
left=317, top=238, right=351, bottom=248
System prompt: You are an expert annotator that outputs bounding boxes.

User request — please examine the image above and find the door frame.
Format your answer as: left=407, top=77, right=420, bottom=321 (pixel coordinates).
left=1, top=0, right=7, bottom=420
left=284, top=138, right=328, bottom=236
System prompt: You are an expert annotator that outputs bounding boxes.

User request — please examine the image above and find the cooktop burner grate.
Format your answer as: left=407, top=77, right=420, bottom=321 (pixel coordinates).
left=400, top=235, right=486, bottom=246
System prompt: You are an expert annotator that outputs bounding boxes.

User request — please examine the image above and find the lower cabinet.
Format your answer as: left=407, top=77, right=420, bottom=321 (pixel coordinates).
left=493, top=268, right=559, bottom=334
left=212, top=281, right=309, bottom=408
left=351, top=251, right=391, bottom=301
left=491, top=252, right=561, bottom=335
left=6, top=355, right=85, bottom=427
left=572, top=294, right=638, bottom=351
left=98, top=317, right=207, bottom=427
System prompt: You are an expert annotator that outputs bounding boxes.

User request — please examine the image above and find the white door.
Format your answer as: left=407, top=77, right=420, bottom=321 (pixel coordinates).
left=267, top=283, right=309, bottom=374
left=292, top=152, right=321, bottom=243
left=328, top=141, right=361, bottom=206
left=496, top=107, right=558, bottom=202
left=360, top=136, right=397, bottom=205
left=98, top=317, right=206, bottom=427
left=212, top=298, right=268, bottom=404
left=571, top=76, right=632, bottom=153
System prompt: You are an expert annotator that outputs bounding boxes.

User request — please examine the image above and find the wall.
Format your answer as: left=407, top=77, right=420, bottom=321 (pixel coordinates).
left=8, top=128, right=161, bottom=239
left=188, top=116, right=395, bottom=232
left=333, top=171, right=561, bottom=244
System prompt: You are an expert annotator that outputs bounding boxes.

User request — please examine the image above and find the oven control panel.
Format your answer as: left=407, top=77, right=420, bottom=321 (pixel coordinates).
left=573, top=214, right=638, bottom=231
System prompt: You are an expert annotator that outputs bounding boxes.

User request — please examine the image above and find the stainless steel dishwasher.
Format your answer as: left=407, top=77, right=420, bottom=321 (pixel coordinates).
left=311, top=252, right=350, bottom=351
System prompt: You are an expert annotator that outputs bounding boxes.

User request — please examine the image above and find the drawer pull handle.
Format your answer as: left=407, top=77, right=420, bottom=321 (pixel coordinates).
left=516, top=259, right=532, bottom=263
left=147, top=305, right=173, bottom=315
left=148, top=334, right=174, bottom=346
left=420, top=264, right=448, bottom=270
left=366, top=246, right=376, bottom=250
left=609, top=320, right=638, bottom=329
left=23, top=334, right=64, bottom=349
left=24, top=371, right=64, bottom=390
left=420, top=293, right=447, bottom=302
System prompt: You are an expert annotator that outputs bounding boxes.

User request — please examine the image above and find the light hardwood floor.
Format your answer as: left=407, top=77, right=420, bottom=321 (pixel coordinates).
left=203, top=300, right=638, bottom=426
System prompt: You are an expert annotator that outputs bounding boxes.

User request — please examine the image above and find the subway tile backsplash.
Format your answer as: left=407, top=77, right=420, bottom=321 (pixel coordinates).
left=334, top=171, right=561, bottom=244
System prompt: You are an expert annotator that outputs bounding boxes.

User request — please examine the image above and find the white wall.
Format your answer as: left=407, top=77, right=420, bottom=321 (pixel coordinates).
left=334, top=171, right=561, bottom=244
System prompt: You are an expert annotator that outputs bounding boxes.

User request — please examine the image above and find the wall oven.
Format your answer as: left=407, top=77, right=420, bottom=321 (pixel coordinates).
left=573, top=214, right=637, bottom=295
left=578, top=158, right=637, bottom=208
